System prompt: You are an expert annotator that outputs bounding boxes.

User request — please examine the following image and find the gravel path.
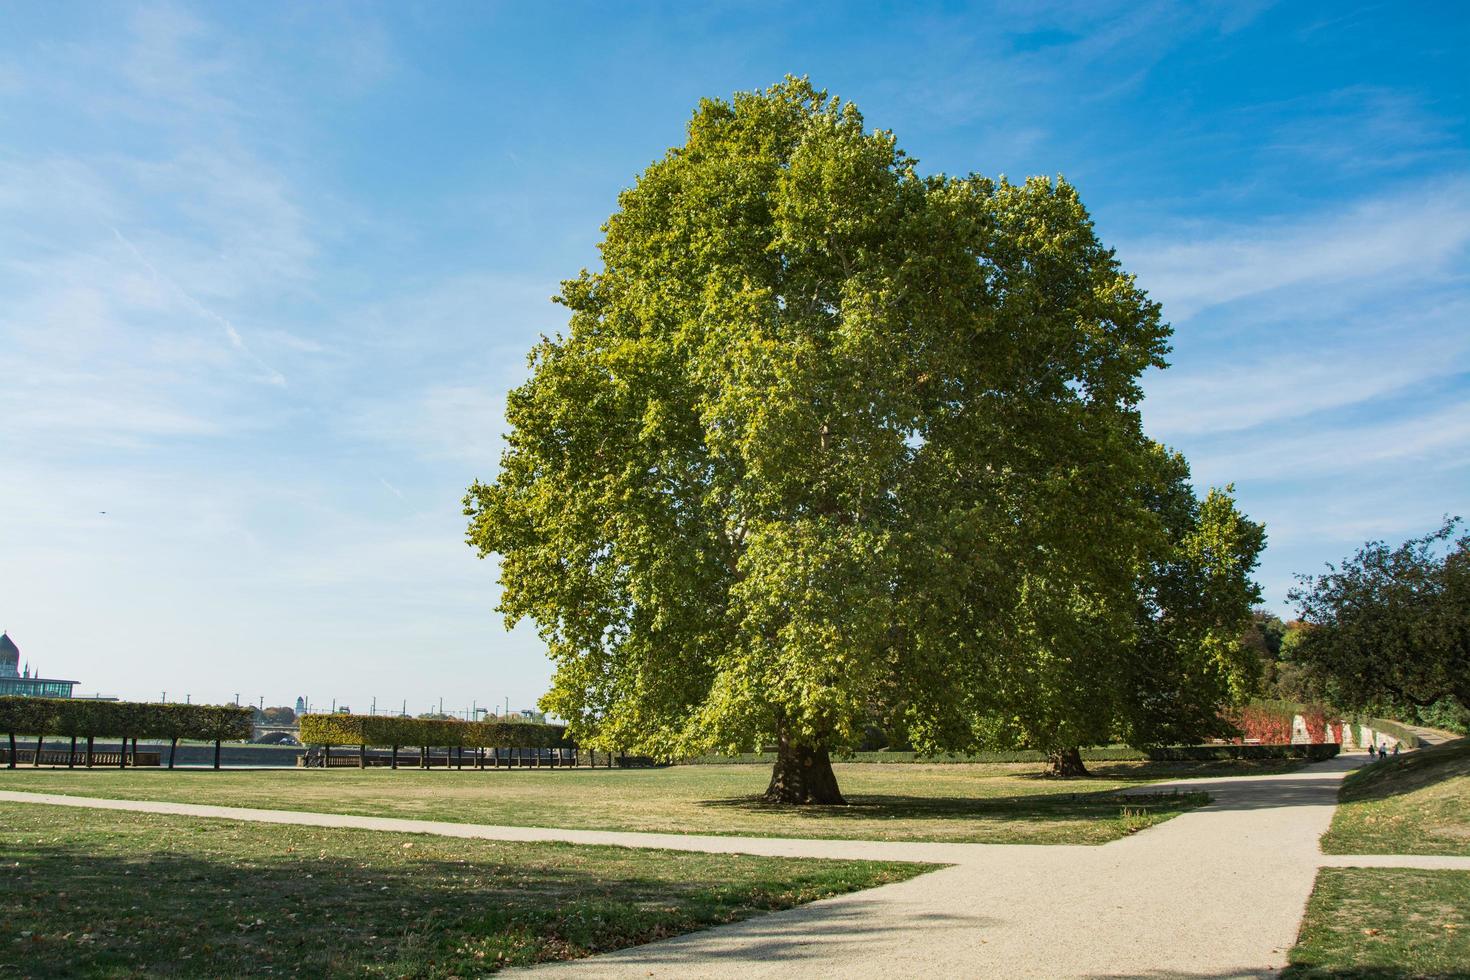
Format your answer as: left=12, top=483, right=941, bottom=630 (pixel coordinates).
left=2, top=752, right=1458, bottom=978
left=530, top=754, right=1370, bottom=979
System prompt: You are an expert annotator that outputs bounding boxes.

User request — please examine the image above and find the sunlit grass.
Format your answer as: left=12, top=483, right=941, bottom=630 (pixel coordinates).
left=1321, top=738, right=1470, bottom=856
left=0, top=758, right=1253, bottom=844
left=0, top=800, right=929, bottom=977
left=1284, top=868, right=1470, bottom=978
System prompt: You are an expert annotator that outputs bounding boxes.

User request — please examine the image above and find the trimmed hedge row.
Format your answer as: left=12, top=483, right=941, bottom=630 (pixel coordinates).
left=688, top=743, right=1341, bottom=765
left=1141, top=743, right=1340, bottom=762
left=298, top=714, right=571, bottom=751
left=0, top=697, right=254, bottom=769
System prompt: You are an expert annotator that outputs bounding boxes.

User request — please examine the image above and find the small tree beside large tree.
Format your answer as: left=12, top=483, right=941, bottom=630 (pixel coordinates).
left=465, top=79, right=1262, bottom=800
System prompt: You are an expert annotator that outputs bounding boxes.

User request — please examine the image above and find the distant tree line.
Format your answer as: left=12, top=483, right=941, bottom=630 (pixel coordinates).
left=253, top=705, right=297, bottom=725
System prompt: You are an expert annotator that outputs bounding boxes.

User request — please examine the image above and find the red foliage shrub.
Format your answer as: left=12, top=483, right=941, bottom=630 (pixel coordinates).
left=1228, top=704, right=1294, bottom=744
left=1300, top=706, right=1331, bottom=744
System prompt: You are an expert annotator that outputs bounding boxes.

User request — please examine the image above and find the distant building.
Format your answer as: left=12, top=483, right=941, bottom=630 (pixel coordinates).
left=295, top=696, right=307, bottom=715
left=0, top=632, right=79, bottom=698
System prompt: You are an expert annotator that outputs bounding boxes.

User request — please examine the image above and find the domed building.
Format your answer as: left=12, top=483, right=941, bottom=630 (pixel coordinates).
left=0, top=632, right=79, bottom=698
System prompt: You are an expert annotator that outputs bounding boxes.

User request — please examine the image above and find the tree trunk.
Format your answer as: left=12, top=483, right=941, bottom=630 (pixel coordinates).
left=359, top=742, right=367, bottom=768
left=1046, top=746, right=1089, bottom=778
left=86, top=735, right=94, bottom=768
left=69, top=735, right=77, bottom=768
left=763, top=724, right=846, bottom=805
left=391, top=744, right=398, bottom=769
left=213, top=739, right=222, bottom=770
left=168, top=737, right=178, bottom=770
left=33, top=733, right=43, bottom=767
left=6, top=731, right=14, bottom=768
left=119, top=736, right=128, bottom=768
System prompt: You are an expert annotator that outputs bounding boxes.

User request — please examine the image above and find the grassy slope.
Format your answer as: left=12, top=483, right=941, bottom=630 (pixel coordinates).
left=0, top=759, right=1250, bottom=844
left=0, top=801, right=928, bottom=978
left=1284, top=868, right=1470, bottom=979
left=1321, top=738, right=1470, bottom=856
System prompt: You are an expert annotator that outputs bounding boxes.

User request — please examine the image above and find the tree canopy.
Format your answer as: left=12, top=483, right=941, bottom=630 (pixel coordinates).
left=465, top=78, right=1263, bottom=800
left=1287, top=518, right=1469, bottom=712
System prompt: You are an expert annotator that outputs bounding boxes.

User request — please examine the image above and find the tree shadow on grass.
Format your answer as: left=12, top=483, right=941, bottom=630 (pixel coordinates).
left=695, top=789, right=1203, bottom=826
left=1076, top=758, right=1313, bottom=782
left=0, top=816, right=933, bottom=978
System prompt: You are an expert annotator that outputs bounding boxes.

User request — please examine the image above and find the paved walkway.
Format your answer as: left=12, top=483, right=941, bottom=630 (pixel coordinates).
left=4, top=753, right=1467, bottom=978
left=1401, top=722, right=1458, bottom=747
left=526, top=753, right=1449, bottom=979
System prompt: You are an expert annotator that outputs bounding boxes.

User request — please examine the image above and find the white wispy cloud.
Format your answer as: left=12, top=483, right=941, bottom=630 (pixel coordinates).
left=1191, top=399, right=1470, bottom=485
left=1124, top=178, right=1470, bottom=321
left=1143, top=297, right=1470, bottom=437
left=112, top=226, right=287, bottom=387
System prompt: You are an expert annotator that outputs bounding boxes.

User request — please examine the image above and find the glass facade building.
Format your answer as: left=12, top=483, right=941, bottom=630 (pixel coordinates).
left=0, top=632, right=78, bottom=698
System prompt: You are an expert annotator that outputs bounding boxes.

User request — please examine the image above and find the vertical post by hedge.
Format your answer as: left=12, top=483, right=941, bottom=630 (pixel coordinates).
left=391, top=744, right=398, bottom=769
left=213, top=739, right=222, bottom=770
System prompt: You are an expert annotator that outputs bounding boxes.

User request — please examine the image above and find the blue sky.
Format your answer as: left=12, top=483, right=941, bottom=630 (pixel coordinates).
left=2, top=2, right=1466, bottom=712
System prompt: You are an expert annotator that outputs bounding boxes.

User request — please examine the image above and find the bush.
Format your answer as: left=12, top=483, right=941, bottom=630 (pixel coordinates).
left=0, top=698, right=252, bottom=743
left=1416, top=697, right=1470, bottom=735
left=297, top=714, right=571, bottom=750
left=687, top=744, right=1340, bottom=764
left=1141, top=744, right=1340, bottom=762
left=1227, top=702, right=1296, bottom=743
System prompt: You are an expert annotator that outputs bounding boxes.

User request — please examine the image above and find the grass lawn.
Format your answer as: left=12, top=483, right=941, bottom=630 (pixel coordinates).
left=0, top=800, right=928, bottom=978
left=0, top=758, right=1258, bottom=844
left=1283, top=868, right=1470, bottom=979
left=1321, top=738, right=1470, bottom=857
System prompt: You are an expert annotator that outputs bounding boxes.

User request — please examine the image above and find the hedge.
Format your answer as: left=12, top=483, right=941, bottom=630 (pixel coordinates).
left=298, top=714, right=571, bottom=753
left=0, top=698, right=254, bottom=770
left=686, top=750, right=1147, bottom=765
left=688, top=743, right=1341, bottom=764
left=1140, top=743, right=1340, bottom=762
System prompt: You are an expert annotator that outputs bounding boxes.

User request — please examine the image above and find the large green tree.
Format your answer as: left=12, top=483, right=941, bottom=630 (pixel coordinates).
left=1287, top=519, right=1469, bottom=712
left=465, top=79, right=1252, bottom=801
